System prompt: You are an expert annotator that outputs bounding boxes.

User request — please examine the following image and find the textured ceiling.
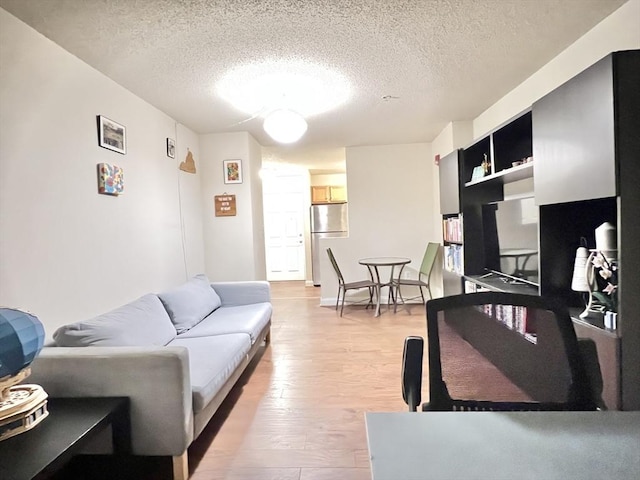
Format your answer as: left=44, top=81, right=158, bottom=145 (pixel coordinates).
left=0, top=0, right=628, bottom=170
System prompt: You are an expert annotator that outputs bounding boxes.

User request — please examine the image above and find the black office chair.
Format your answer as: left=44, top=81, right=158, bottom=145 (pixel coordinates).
left=326, top=248, right=377, bottom=316
left=402, top=292, right=600, bottom=412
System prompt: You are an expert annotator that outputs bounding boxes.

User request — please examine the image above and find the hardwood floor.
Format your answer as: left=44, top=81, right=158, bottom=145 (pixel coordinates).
left=187, top=280, right=428, bottom=480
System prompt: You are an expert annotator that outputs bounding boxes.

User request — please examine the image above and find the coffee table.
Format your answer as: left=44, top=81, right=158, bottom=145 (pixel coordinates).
left=0, top=396, right=130, bottom=480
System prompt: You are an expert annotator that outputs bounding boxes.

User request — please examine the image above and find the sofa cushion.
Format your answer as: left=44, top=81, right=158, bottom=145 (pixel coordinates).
left=176, top=303, right=272, bottom=344
left=169, top=333, right=251, bottom=413
left=53, top=294, right=176, bottom=347
left=158, top=274, right=222, bottom=334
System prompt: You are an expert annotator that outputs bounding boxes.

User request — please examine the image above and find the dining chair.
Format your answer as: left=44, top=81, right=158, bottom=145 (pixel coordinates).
left=392, top=242, right=439, bottom=313
left=401, top=292, right=600, bottom=412
left=326, top=248, right=377, bottom=316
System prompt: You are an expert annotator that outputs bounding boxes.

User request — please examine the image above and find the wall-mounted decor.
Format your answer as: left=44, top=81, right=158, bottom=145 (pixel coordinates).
left=223, top=159, right=242, bottom=184
left=97, top=115, right=126, bottom=154
left=214, top=194, right=237, bottom=216
left=166, top=138, right=175, bottom=158
left=179, top=148, right=196, bottom=174
left=97, top=163, right=124, bottom=196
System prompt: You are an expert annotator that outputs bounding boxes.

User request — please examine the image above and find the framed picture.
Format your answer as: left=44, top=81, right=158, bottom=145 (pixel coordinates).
left=166, top=138, right=175, bottom=158
left=223, top=159, right=242, bottom=184
left=97, top=115, right=126, bottom=154
left=97, top=163, right=124, bottom=196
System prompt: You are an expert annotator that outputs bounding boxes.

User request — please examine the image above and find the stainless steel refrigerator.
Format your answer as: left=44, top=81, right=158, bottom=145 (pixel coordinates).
left=311, top=203, right=348, bottom=286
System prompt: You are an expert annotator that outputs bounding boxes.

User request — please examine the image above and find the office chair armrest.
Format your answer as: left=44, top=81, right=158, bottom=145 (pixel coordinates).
left=402, top=336, right=424, bottom=412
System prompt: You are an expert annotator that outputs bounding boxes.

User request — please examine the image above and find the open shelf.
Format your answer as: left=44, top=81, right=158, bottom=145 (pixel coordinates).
left=465, top=162, right=533, bottom=187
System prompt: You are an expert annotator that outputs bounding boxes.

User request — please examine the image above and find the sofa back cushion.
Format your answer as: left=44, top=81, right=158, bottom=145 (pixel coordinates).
left=53, top=293, right=176, bottom=347
left=158, top=274, right=222, bottom=334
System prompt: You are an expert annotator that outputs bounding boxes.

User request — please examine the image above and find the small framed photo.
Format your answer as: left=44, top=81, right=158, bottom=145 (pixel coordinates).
left=166, top=138, right=175, bottom=158
left=223, top=159, right=242, bottom=184
left=97, top=115, right=126, bottom=154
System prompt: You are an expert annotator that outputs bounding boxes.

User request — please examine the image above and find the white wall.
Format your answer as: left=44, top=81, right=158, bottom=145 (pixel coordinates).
left=473, top=0, right=640, bottom=139
left=176, top=123, right=206, bottom=278
left=0, top=9, right=205, bottom=340
left=248, top=134, right=267, bottom=280
left=199, top=132, right=266, bottom=281
left=320, top=143, right=437, bottom=305
left=310, top=173, right=347, bottom=187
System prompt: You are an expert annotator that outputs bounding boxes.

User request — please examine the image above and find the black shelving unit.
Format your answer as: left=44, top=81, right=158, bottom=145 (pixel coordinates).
left=493, top=111, right=532, bottom=174
left=441, top=50, right=639, bottom=411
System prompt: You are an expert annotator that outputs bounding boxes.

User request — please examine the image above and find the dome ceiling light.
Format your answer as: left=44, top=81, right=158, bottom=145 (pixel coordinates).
left=263, top=109, right=308, bottom=144
left=217, top=59, right=351, bottom=144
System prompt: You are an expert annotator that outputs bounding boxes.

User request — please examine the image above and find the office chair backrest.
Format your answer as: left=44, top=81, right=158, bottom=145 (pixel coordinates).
left=326, top=248, right=345, bottom=284
left=419, top=242, right=439, bottom=280
left=424, top=292, right=597, bottom=412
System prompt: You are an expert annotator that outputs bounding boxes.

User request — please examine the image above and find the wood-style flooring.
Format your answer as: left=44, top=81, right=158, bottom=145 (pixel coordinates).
left=187, top=280, right=428, bottom=480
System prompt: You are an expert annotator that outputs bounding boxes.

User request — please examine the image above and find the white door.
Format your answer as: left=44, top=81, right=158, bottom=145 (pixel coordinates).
left=263, top=173, right=306, bottom=281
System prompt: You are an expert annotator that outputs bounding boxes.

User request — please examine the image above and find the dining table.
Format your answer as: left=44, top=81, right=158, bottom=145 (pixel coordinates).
left=358, top=257, right=411, bottom=316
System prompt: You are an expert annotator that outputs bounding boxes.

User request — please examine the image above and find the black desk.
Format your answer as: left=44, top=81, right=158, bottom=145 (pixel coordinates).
left=0, top=397, right=130, bottom=480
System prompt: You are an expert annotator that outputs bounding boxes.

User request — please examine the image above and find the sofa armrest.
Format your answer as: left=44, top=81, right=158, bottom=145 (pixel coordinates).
left=211, top=281, right=271, bottom=306
left=28, top=346, right=193, bottom=457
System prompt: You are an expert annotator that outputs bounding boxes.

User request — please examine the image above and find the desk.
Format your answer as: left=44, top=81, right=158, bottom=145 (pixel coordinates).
left=359, top=257, right=411, bottom=316
left=365, top=411, right=640, bottom=480
left=0, top=397, right=130, bottom=480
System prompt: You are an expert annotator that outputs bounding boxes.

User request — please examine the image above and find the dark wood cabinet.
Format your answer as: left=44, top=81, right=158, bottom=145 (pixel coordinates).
left=439, top=150, right=461, bottom=215
left=532, top=54, right=617, bottom=205
left=572, top=320, right=620, bottom=410
left=614, top=51, right=640, bottom=410
left=439, top=150, right=464, bottom=296
left=534, top=50, right=640, bottom=410
left=439, top=50, right=640, bottom=410
left=493, top=111, right=533, bottom=175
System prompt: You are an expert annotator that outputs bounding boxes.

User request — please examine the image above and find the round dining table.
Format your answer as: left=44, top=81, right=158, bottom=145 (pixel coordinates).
left=358, top=257, right=411, bottom=316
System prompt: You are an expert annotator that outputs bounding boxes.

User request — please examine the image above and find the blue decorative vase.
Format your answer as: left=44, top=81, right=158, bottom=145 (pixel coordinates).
left=0, top=308, right=45, bottom=378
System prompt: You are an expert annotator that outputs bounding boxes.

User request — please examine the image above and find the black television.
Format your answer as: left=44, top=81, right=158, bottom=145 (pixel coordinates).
left=482, top=195, right=539, bottom=286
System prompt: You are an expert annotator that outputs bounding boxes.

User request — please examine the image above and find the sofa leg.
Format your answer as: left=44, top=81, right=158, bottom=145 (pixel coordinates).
left=265, top=329, right=271, bottom=344
left=173, top=452, right=189, bottom=480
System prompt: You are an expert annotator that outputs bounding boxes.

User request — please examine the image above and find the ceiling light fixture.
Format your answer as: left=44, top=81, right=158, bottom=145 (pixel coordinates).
left=263, top=109, right=308, bottom=144
left=216, top=59, right=351, bottom=144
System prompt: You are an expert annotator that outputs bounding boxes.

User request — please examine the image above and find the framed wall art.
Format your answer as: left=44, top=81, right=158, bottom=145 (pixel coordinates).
left=166, top=138, right=175, bottom=158
left=97, top=163, right=124, bottom=196
left=223, top=159, right=242, bottom=184
left=97, top=115, right=126, bottom=154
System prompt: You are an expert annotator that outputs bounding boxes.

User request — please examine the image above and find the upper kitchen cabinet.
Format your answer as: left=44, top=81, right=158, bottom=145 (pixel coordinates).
left=311, top=185, right=347, bottom=204
left=532, top=50, right=640, bottom=206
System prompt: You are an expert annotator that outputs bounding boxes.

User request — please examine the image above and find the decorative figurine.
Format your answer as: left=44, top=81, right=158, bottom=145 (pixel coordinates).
left=481, top=154, right=490, bottom=175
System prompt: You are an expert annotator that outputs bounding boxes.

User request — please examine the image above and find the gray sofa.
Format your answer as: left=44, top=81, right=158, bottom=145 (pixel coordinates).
left=28, top=275, right=271, bottom=480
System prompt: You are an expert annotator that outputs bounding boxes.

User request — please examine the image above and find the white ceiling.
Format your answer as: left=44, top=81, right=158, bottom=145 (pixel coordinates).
left=0, top=0, right=628, bottom=171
